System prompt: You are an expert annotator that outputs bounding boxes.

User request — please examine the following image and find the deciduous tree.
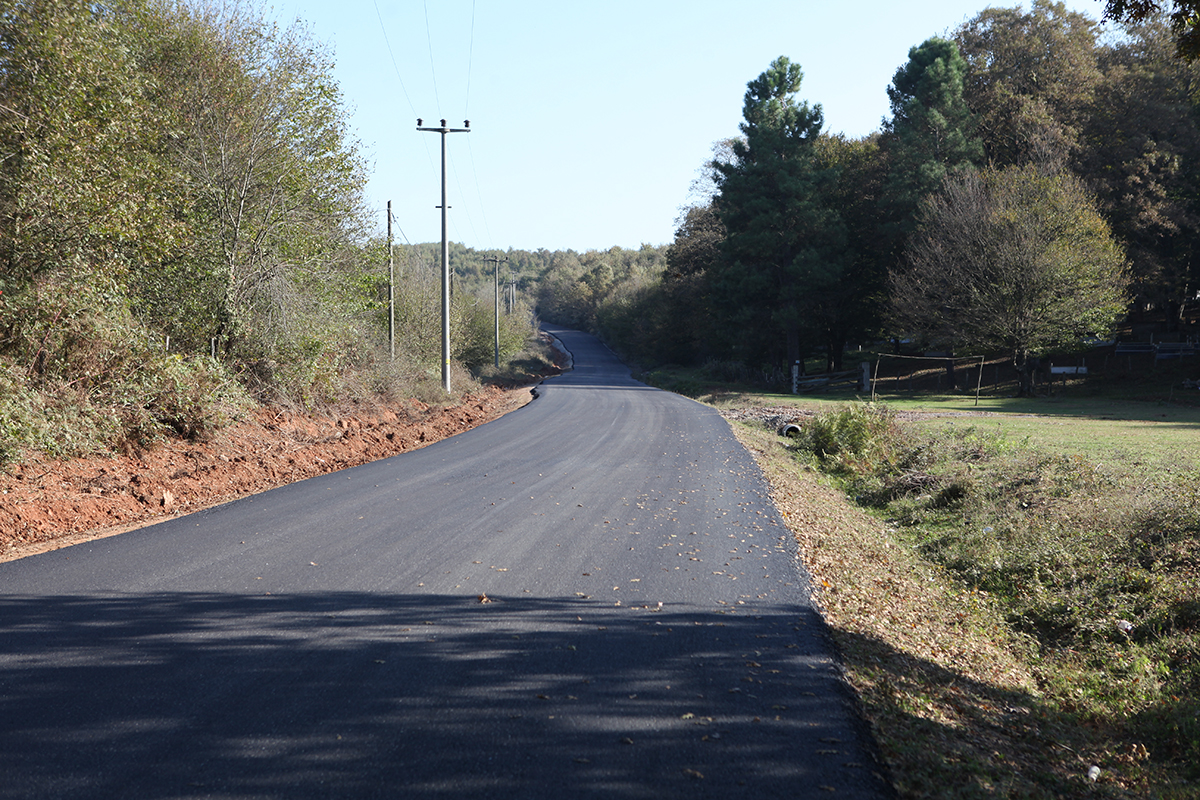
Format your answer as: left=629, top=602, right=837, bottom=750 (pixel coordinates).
left=890, top=166, right=1128, bottom=395
left=955, top=1, right=1103, bottom=168
left=0, top=0, right=181, bottom=297
left=1079, top=17, right=1200, bottom=331
left=134, top=0, right=370, bottom=362
left=1102, top=0, right=1200, bottom=60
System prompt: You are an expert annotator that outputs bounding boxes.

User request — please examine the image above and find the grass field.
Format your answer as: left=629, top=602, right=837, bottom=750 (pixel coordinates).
left=705, top=382, right=1200, bottom=475
left=693, top=369, right=1199, bottom=798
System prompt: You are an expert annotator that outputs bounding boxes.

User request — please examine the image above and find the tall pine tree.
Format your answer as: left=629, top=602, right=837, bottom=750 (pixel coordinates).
left=882, top=37, right=983, bottom=238
left=712, top=57, right=845, bottom=370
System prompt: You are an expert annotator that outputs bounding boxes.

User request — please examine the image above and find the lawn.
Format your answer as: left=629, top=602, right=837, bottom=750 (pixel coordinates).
left=705, top=386, right=1200, bottom=475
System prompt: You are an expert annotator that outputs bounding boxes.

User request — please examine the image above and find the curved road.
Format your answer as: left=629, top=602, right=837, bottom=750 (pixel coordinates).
left=0, top=327, right=891, bottom=799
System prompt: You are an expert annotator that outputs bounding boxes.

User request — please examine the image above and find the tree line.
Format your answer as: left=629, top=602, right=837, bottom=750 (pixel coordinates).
left=535, top=1, right=1200, bottom=396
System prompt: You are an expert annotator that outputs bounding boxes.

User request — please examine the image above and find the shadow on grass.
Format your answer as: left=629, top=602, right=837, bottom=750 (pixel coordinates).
left=832, top=628, right=1199, bottom=799
left=0, top=592, right=891, bottom=800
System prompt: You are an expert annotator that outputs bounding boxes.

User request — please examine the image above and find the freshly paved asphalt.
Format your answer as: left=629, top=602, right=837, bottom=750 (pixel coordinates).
left=0, top=326, right=892, bottom=799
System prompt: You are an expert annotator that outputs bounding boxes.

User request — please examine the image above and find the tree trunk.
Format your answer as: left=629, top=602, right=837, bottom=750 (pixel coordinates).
left=1014, top=350, right=1037, bottom=397
left=787, top=328, right=801, bottom=371
left=827, top=334, right=845, bottom=372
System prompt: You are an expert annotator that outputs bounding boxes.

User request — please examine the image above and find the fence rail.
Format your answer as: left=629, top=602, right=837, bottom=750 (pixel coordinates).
left=793, top=369, right=859, bottom=393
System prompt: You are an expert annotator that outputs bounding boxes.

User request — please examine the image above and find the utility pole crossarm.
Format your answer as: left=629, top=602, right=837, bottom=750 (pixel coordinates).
left=417, top=118, right=471, bottom=134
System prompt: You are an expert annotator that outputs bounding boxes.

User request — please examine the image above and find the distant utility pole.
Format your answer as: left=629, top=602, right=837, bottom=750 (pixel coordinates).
left=387, top=200, right=395, bottom=362
left=484, top=256, right=509, bottom=368
left=417, top=118, right=470, bottom=392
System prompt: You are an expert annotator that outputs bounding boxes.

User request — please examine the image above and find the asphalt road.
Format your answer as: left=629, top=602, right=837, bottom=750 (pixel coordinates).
left=0, top=326, right=892, bottom=800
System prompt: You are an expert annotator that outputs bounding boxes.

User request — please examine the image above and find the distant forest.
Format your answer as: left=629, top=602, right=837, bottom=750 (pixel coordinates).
left=523, top=1, right=1200, bottom=394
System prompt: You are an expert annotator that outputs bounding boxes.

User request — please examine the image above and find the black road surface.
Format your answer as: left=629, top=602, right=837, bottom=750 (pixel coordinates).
left=0, top=327, right=892, bottom=799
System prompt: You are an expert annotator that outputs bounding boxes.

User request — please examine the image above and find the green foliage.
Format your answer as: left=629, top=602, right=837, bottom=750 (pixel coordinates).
left=0, top=0, right=184, bottom=295
left=890, top=165, right=1129, bottom=394
left=883, top=37, right=983, bottom=234
left=472, top=334, right=559, bottom=388
left=0, top=272, right=250, bottom=464
left=533, top=245, right=668, bottom=332
left=793, top=403, right=908, bottom=476
left=134, top=353, right=249, bottom=440
left=0, top=363, right=48, bottom=467
left=451, top=295, right=531, bottom=370
left=0, top=0, right=437, bottom=462
left=1102, top=0, right=1200, bottom=61
left=810, top=134, right=891, bottom=367
left=1080, top=17, right=1200, bottom=325
left=956, top=0, right=1103, bottom=168
left=133, top=0, right=371, bottom=368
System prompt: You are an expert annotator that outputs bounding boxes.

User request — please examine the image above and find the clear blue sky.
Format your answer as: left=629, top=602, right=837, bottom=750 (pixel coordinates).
left=268, top=0, right=1109, bottom=253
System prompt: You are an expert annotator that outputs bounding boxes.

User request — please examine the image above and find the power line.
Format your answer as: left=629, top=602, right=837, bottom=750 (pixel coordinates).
left=465, top=137, right=494, bottom=247
left=373, top=0, right=436, bottom=176
left=371, top=0, right=417, bottom=119
left=458, top=0, right=491, bottom=249
left=423, top=0, right=442, bottom=114
left=449, top=147, right=482, bottom=246
left=464, top=0, right=476, bottom=118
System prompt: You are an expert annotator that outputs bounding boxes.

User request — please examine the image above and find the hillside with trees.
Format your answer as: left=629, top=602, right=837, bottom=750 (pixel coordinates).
left=0, top=0, right=539, bottom=466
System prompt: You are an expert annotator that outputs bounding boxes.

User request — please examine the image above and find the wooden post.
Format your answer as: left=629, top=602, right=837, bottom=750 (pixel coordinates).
left=975, top=356, right=983, bottom=406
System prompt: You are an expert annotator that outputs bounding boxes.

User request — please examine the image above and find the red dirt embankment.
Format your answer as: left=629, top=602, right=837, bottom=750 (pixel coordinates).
left=1, top=385, right=537, bottom=563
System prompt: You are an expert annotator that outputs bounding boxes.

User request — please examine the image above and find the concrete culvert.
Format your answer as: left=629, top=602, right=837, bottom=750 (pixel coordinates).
left=779, top=423, right=802, bottom=438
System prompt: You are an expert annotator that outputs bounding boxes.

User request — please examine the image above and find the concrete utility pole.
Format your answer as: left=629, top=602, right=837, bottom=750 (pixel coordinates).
left=484, top=256, right=509, bottom=368
left=387, top=200, right=395, bottom=362
left=417, top=118, right=470, bottom=392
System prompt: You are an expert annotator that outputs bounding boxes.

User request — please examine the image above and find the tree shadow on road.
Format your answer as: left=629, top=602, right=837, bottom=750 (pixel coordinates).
left=0, top=592, right=891, bottom=799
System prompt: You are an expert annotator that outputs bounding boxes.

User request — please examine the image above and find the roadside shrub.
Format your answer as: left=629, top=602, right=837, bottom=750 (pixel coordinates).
left=701, top=359, right=755, bottom=384
left=0, top=362, right=48, bottom=467
left=473, top=332, right=559, bottom=387
left=0, top=272, right=253, bottom=459
left=794, top=403, right=908, bottom=477
left=139, top=354, right=251, bottom=440
left=640, top=370, right=704, bottom=397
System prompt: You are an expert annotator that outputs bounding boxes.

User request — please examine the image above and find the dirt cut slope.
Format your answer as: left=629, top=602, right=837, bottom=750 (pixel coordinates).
left=1, top=385, right=536, bottom=563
